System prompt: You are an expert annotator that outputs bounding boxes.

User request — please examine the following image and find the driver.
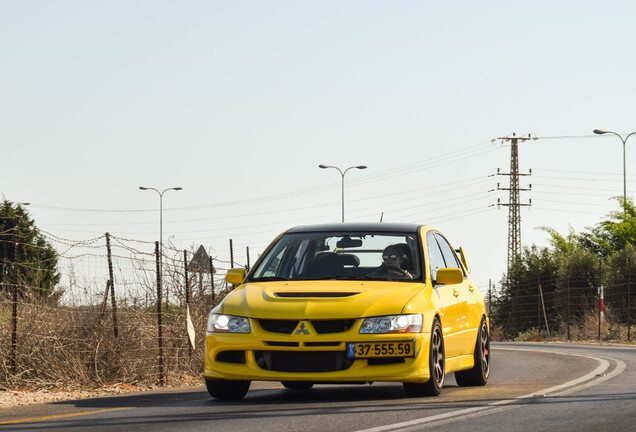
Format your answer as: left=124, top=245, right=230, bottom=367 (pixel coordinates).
left=373, top=245, right=413, bottom=279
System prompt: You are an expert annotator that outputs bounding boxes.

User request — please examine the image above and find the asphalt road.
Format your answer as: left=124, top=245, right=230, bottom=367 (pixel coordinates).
left=1, top=343, right=634, bottom=432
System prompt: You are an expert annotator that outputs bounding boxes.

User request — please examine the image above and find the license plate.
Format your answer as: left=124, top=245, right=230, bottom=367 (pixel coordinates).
left=347, top=341, right=415, bottom=358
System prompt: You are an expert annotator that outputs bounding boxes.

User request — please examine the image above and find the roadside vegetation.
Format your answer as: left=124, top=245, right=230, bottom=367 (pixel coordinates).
left=1, top=198, right=635, bottom=394
left=491, top=197, right=636, bottom=344
left=1, top=200, right=224, bottom=392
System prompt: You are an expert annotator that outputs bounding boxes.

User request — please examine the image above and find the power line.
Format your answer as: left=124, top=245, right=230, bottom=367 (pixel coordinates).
left=27, top=140, right=500, bottom=214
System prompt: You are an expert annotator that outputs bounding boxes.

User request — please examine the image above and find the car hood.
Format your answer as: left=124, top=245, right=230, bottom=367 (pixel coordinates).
left=220, top=281, right=425, bottom=319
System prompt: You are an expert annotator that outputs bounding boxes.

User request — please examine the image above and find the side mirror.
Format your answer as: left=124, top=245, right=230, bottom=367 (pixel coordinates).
left=436, top=268, right=463, bottom=285
left=225, top=268, right=246, bottom=285
left=457, top=246, right=471, bottom=273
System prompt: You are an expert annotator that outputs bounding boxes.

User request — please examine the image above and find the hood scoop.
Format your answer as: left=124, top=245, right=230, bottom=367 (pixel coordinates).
left=274, top=292, right=359, bottom=298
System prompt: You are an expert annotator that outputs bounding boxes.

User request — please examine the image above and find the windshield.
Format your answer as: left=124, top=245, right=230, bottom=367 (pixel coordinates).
left=249, top=231, right=422, bottom=282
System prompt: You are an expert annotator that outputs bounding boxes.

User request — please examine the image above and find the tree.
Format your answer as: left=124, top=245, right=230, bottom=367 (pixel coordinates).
left=493, top=245, right=559, bottom=338
left=0, top=200, right=60, bottom=300
left=493, top=198, right=633, bottom=339
left=576, top=197, right=636, bottom=257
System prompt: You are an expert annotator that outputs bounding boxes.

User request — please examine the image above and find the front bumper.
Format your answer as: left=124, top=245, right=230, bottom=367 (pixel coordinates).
left=204, top=321, right=432, bottom=383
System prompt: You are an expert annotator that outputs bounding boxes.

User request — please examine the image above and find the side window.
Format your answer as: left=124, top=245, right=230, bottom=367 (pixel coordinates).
left=261, top=248, right=285, bottom=277
left=434, top=233, right=464, bottom=275
left=426, top=232, right=446, bottom=282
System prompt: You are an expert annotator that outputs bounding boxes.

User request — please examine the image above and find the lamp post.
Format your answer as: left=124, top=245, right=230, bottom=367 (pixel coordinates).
left=139, top=186, right=183, bottom=302
left=593, top=129, right=636, bottom=212
left=319, top=164, right=367, bottom=222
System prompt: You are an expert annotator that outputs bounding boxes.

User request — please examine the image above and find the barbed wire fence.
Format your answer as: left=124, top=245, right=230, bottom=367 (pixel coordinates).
left=489, top=270, right=634, bottom=342
left=1, top=225, right=634, bottom=390
left=0, top=226, right=248, bottom=389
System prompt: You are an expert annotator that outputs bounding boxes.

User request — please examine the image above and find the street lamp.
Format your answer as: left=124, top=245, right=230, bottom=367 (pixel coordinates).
left=593, top=129, right=636, bottom=211
left=139, top=186, right=183, bottom=296
left=319, top=164, right=367, bottom=222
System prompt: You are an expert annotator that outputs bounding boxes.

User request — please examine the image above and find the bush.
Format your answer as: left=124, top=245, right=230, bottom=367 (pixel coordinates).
left=514, top=327, right=546, bottom=342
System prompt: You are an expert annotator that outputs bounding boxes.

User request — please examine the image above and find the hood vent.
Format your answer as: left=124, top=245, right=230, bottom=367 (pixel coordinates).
left=274, top=292, right=359, bottom=298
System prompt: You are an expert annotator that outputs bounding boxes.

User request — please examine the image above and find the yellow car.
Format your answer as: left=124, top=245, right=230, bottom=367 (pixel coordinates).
left=204, top=223, right=490, bottom=399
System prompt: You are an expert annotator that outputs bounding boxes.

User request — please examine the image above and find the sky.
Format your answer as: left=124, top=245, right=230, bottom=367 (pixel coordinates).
left=2, top=0, right=636, bottom=294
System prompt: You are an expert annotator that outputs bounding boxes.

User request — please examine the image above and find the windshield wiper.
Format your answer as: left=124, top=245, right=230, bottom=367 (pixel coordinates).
left=331, top=275, right=375, bottom=280
left=249, top=276, right=289, bottom=282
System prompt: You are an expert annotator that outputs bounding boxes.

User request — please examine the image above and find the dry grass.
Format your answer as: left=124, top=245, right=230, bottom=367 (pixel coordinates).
left=504, top=305, right=635, bottom=343
left=0, top=297, right=212, bottom=391
left=1, top=296, right=633, bottom=393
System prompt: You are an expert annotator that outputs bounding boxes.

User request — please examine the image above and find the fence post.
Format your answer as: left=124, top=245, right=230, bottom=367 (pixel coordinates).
left=184, top=250, right=192, bottom=358
left=537, top=277, right=541, bottom=330
left=209, top=256, right=215, bottom=305
left=155, top=241, right=165, bottom=386
left=10, top=215, right=19, bottom=374
left=628, top=257, right=632, bottom=342
left=598, top=285, right=604, bottom=341
left=598, top=261, right=603, bottom=342
left=566, top=276, right=571, bottom=341
left=105, top=233, right=118, bottom=339
left=229, top=239, right=234, bottom=268
left=538, top=283, right=550, bottom=339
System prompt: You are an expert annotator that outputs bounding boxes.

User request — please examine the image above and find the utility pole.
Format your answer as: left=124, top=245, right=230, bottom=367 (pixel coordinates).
left=492, top=133, right=534, bottom=272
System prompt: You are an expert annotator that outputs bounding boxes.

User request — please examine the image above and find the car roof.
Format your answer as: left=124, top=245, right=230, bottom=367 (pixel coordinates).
left=286, top=222, right=426, bottom=234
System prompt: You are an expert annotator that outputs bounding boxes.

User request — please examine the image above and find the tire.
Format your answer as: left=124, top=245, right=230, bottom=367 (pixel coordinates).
left=403, top=318, right=445, bottom=397
left=281, top=381, right=314, bottom=390
left=455, top=316, right=490, bottom=387
left=205, top=378, right=251, bottom=400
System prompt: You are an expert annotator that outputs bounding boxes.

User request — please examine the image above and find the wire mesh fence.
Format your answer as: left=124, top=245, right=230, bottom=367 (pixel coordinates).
left=0, top=228, right=236, bottom=389
left=489, top=273, right=634, bottom=343
left=1, top=226, right=634, bottom=390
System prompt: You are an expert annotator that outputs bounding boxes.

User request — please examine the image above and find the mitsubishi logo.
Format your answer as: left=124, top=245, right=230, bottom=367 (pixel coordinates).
left=294, top=322, right=310, bottom=335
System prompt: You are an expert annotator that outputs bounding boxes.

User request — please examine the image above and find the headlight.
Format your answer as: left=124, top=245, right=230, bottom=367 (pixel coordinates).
left=359, top=314, right=422, bottom=334
left=207, top=313, right=251, bottom=333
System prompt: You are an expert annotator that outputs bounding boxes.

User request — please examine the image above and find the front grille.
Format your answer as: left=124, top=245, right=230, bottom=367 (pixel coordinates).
left=311, top=319, right=355, bottom=334
left=304, top=342, right=341, bottom=347
left=255, top=350, right=353, bottom=372
left=216, top=350, right=246, bottom=364
left=265, top=341, right=300, bottom=347
left=259, top=319, right=299, bottom=334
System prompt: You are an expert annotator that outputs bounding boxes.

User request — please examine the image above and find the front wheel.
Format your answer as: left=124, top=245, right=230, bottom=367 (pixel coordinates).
left=403, top=318, right=445, bottom=397
left=455, top=317, right=490, bottom=387
left=205, top=378, right=250, bottom=400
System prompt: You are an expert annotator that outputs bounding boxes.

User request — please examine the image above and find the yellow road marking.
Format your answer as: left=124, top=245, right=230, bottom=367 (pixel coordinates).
left=0, top=406, right=133, bottom=425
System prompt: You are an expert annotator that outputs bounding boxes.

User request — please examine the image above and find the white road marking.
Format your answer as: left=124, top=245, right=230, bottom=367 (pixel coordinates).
left=355, top=347, right=624, bottom=432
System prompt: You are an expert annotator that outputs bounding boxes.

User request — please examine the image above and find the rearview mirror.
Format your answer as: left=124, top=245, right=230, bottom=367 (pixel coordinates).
left=336, top=236, right=362, bottom=248
left=436, top=268, right=463, bottom=285
left=225, top=268, right=246, bottom=285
